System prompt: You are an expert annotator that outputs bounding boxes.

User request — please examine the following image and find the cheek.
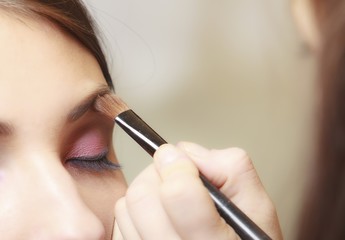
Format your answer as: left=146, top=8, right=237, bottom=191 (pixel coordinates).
left=0, top=170, right=8, bottom=190
left=65, top=127, right=127, bottom=235
left=74, top=170, right=127, bottom=237
left=0, top=171, right=4, bottom=182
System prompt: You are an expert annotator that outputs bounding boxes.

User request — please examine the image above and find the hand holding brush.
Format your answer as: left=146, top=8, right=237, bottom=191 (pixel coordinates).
left=95, top=94, right=282, bottom=240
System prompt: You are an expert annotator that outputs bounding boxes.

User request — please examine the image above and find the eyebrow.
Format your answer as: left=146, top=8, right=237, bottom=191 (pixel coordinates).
left=67, top=85, right=112, bottom=122
left=0, top=122, right=14, bottom=136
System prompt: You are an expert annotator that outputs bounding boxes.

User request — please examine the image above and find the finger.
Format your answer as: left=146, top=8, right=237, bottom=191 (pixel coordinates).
left=177, top=142, right=282, bottom=240
left=112, top=220, right=124, bottom=240
left=177, top=142, right=268, bottom=201
left=125, top=164, right=180, bottom=240
left=114, top=197, right=141, bottom=240
left=154, top=144, right=235, bottom=240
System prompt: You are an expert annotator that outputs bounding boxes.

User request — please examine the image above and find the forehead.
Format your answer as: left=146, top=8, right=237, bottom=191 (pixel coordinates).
left=0, top=12, right=106, bottom=124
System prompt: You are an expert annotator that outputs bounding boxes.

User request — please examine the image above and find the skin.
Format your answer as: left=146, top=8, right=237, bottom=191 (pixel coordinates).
left=0, top=7, right=283, bottom=240
left=114, top=1, right=321, bottom=239
left=115, top=143, right=283, bottom=240
left=292, top=0, right=320, bottom=51
left=0, top=12, right=127, bottom=239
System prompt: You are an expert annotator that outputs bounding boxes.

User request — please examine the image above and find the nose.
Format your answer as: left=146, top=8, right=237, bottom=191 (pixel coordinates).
left=14, top=153, right=106, bottom=240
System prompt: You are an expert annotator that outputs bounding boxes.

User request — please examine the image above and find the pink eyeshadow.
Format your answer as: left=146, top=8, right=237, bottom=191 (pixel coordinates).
left=65, top=130, right=107, bottom=159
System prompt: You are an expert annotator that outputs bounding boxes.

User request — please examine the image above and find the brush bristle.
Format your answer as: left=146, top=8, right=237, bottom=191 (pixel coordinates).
left=94, top=94, right=130, bottom=119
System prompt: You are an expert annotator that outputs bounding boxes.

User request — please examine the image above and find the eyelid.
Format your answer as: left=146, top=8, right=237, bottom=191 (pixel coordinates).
left=66, top=150, right=121, bottom=172
left=67, top=149, right=109, bottom=161
left=62, top=122, right=116, bottom=172
left=63, top=127, right=109, bottom=160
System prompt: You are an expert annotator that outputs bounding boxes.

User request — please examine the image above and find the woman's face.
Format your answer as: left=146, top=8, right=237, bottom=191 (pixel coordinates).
left=0, top=12, right=127, bottom=239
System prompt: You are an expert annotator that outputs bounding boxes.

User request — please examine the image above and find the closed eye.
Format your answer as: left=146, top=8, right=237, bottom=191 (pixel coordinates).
left=66, top=150, right=121, bottom=172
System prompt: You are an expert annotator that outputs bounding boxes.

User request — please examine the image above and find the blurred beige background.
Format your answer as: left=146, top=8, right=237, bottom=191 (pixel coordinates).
left=87, top=0, right=317, bottom=239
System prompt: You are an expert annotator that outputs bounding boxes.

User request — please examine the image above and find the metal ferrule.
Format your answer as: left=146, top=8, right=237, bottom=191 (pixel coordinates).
left=115, top=110, right=167, bottom=156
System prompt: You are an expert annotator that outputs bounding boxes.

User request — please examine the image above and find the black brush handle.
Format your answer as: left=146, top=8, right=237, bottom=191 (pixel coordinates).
left=116, top=110, right=165, bottom=155
left=199, top=174, right=271, bottom=240
left=116, top=110, right=271, bottom=240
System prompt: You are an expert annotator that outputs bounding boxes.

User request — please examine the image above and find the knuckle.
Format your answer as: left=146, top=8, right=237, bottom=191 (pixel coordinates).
left=227, top=147, right=250, bottom=160
left=210, top=147, right=254, bottom=173
left=222, top=147, right=252, bottom=164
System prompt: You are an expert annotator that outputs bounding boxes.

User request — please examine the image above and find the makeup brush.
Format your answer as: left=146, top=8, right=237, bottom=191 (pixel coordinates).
left=94, top=94, right=272, bottom=240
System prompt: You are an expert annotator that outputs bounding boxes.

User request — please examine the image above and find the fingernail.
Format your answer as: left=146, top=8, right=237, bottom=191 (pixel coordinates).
left=154, top=144, right=186, bottom=169
left=178, top=142, right=209, bottom=158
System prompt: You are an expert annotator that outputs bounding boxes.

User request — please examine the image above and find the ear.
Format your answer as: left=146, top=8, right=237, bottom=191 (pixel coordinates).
left=291, top=0, right=320, bottom=51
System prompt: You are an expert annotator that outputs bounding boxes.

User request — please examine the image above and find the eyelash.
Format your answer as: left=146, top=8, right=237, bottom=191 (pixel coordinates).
left=66, top=151, right=121, bottom=172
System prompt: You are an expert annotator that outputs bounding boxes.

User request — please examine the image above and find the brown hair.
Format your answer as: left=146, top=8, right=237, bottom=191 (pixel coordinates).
left=297, top=0, right=345, bottom=239
left=0, top=0, right=114, bottom=89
